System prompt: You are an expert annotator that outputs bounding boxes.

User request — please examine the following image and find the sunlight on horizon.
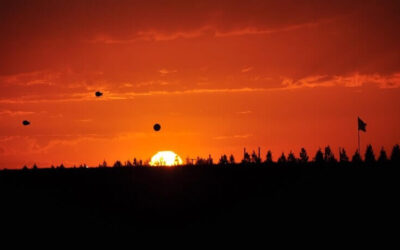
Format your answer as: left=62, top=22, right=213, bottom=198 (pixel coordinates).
left=149, top=151, right=183, bottom=166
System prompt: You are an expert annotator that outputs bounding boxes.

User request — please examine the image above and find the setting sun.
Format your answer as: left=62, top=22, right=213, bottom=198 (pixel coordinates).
left=149, top=151, right=183, bottom=166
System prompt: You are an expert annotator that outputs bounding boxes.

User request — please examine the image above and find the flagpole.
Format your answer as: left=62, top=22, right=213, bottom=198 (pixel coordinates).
left=358, top=128, right=360, bottom=153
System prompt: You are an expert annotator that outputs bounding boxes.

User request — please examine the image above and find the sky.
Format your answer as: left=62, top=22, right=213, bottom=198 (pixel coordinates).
left=1, top=0, right=400, bottom=168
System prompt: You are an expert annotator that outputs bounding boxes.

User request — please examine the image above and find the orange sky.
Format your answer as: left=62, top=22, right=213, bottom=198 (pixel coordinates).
left=1, top=0, right=400, bottom=168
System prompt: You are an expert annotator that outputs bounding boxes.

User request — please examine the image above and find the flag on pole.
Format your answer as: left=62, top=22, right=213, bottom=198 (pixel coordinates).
left=358, top=117, right=367, bottom=132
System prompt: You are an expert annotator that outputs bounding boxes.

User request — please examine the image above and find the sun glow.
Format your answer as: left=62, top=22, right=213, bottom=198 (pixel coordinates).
left=149, top=151, right=183, bottom=166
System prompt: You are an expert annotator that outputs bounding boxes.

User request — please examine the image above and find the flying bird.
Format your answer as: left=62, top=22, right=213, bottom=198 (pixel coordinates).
left=95, top=91, right=103, bottom=97
left=22, top=120, right=30, bottom=126
left=153, top=123, right=161, bottom=131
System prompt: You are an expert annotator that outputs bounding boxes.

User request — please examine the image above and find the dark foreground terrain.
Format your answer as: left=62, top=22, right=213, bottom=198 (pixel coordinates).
left=1, top=163, right=399, bottom=236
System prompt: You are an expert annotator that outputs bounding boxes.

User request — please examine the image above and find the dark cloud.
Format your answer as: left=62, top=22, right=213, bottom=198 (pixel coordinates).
left=0, top=0, right=399, bottom=85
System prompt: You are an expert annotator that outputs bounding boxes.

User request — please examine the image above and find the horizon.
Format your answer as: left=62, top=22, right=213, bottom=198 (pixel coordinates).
left=1, top=0, right=400, bottom=169
left=10, top=143, right=399, bottom=169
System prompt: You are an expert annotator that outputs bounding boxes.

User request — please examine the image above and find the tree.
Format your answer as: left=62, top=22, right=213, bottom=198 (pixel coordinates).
left=196, top=157, right=208, bottom=166
left=299, top=148, right=308, bottom=163
left=113, top=161, right=122, bottom=168
left=208, top=154, right=213, bottom=165
left=219, top=154, right=228, bottom=165
left=352, top=151, right=362, bottom=164
left=32, top=163, right=38, bottom=170
left=390, top=144, right=400, bottom=163
left=378, top=147, right=388, bottom=163
left=324, top=146, right=337, bottom=163
left=314, top=148, right=324, bottom=163
left=364, top=144, right=376, bottom=164
left=277, top=153, right=287, bottom=164
left=287, top=151, right=296, bottom=163
left=251, top=150, right=261, bottom=164
left=185, top=157, right=194, bottom=165
left=339, top=148, right=349, bottom=163
left=242, top=152, right=251, bottom=164
left=265, top=150, right=273, bottom=164
left=229, top=154, right=235, bottom=165
left=174, top=155, right=181, bottom=166
left=100, top=160, right=107, bottom=168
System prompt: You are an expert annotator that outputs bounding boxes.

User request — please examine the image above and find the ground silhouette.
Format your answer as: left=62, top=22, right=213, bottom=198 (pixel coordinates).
left=0, top=144, right=399, bottom=236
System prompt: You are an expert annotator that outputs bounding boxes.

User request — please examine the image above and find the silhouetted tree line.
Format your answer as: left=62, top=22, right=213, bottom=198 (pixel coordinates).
left=17, top=144, right=400, bottom=170
left=203, top=144, right=399, bottom=167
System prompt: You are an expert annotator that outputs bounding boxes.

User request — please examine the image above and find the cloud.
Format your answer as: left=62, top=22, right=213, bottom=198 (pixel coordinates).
left=241, top=67, right=253, bottom=73
left=0, top=110, right=35, bottom=116
left=0, top=70, right=58, bottom=86
left=159, top=69, right=178, bottom=75
left=1, top=72, right=399, bottom=104
left=1, top=1, right=399, bottom=79
left=237, top=111, right=252, bottom=115
left=282, top=73, right=400, bottom=89
left=75, top=119, right=92, bottom=123
left=213, top=134, right=252, bottom=140
left=88, top=19, right=331, bottom=43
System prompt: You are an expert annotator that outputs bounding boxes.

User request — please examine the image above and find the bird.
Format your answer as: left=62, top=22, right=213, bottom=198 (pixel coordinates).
left=153, top=123, right=161, bottom=131
left=22, top=120, right=30, bottom=126
left=95, top=91, right=103, bottom=97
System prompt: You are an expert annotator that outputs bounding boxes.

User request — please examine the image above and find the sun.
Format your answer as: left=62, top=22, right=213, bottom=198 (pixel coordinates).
left=149, top=151, right=183, bottom=166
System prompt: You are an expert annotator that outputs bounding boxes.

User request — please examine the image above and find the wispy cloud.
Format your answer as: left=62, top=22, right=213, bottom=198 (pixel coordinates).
left=0, top=110, right=35, bottom=116
left=88, top=19, right=331, bottom=44
left=237, top=110, right=252, bottom=115
left=213, top=134, right=252, bottom=140
left=0, top=132, right=150, bottom=155
left=1, top=70, right=59, bottom=86
left=282, top=73, right=400, bottom=89
left=1, top=72, right=399, bottom=104
left=159, top=69, right=178, bottom=75
left=241, top=67, right=253, bottom=73
left=0, top=87, right=269, bottom=104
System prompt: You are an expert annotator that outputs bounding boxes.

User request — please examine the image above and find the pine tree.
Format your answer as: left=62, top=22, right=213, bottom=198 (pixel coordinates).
left=287, top=151, right=297, bottom=163
left=219, top=154, right=228, bottom=165
left=208, top=154, right=213, bottom=165
left=265, top=150, right=273, bottom=164
left=390, top=144, right=400, bottom=163
left=229, top=154, right=235, bottom=165
left=314, top=148, right=324, bottom=163
left=242, top=152, right=251, bottom=164
left=113, top=161, right=122, bottom=168
left=277, top=153, right=287, bottom=164
left=339, top=148, right=349, bottom=163
left=352, top=151, right=362, bottom=164
left=364, top=144, right=376, bottom=163
left=378, top=147, right=388, bottom=163
left=251, top=150, right=260, bottom=164
left=324, top=146, right=337, bottom=163
left=299, top=148, right=309, bottom=163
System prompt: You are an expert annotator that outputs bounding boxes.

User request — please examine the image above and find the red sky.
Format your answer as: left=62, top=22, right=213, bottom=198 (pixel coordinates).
left=1, top=0, right=400, bottom=168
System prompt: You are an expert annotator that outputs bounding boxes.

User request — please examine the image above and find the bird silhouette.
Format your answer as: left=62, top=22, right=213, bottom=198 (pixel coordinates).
left=153, top=123, right=161, bottom=131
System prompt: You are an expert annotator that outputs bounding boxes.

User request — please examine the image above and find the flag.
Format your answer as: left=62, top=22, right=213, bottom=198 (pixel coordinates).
left=358, top=117, right=367, bottom=132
